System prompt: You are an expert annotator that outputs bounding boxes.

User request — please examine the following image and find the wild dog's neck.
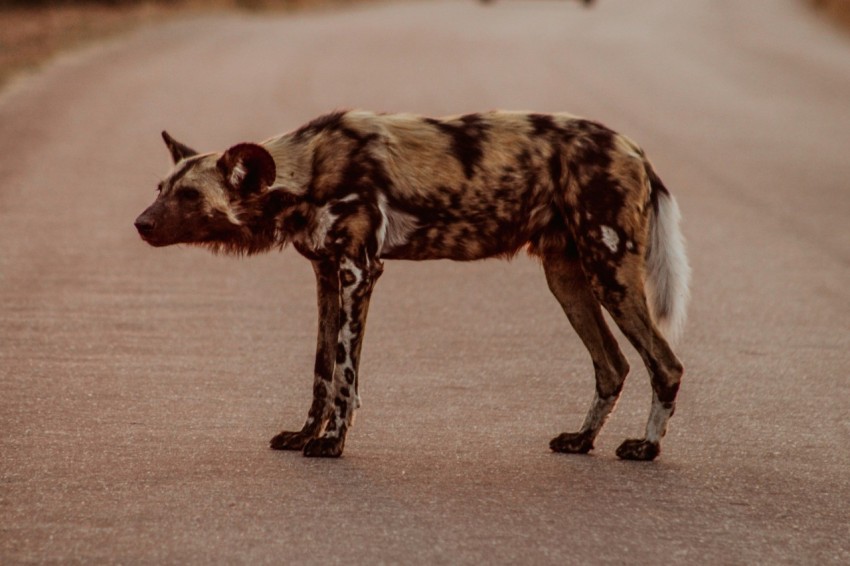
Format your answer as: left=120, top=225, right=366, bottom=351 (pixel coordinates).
left=262, top=131, right=313, bottom=195
left=207, top=128, right=323, bottom=256
left=213, top=189, right=303, bottom=257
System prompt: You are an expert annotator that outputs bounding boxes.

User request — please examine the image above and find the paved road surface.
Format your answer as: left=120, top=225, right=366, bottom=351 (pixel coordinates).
left=2, top=0, right=849, bottom=563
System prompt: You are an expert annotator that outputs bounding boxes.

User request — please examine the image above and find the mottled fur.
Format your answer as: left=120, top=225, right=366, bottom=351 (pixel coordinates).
left=136, top=110, right=690, bottom=460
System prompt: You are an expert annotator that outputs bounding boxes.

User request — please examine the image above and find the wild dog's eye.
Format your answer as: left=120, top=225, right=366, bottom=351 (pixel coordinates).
left=176, top=187, right=201, bottom=202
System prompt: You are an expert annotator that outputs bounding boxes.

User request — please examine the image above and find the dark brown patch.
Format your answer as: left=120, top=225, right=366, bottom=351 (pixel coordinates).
left=616, top=439, right=660, bottom=461
left=645, top=160, right=670, bottom=214
left=340, top=269, right=357, bottom=287
left=217, top=143, right=276, bottom=195
left=162, top=131, right=198, bottom=164
left=427, top=114, right=489, bottom=180
left=293, top=110, right=347, bottom=139
left=550, top=430, right=595, bottom=454
left=303, top=435, right=345, bottom=458
left=528, top=113, right=558, bottom=137
left=548, top=147, right=564, bottom=190
left=338, top=141, right=389, bottom=195
left=650, top=365, right=683, bottom=403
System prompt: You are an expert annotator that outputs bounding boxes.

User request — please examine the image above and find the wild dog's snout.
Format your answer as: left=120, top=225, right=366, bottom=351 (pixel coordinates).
left=134, top=208, right=162, bottom=244
left=134, top=215, right=155, bottom=236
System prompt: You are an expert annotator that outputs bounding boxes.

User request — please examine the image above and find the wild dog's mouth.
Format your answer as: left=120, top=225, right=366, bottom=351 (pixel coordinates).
left=136, top=231, right=169, bottom=247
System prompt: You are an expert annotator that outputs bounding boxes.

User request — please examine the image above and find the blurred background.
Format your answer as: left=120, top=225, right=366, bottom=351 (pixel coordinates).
left=2, top=0, right=849, bottom=90
left=0, top=0, right=370, bottom=88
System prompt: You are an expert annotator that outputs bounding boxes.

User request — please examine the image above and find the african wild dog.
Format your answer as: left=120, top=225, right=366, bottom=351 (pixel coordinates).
left=135, top=110, right=690, bottom=461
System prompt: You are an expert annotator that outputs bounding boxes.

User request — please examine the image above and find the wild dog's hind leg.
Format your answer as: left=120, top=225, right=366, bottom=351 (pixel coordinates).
left=270, top=260, right=340, bottom=451
left=303, top=254, right=380, bottom=458
left=585, top=255, right=684, bottom=461
left=543, top=251, right=630, bottom=454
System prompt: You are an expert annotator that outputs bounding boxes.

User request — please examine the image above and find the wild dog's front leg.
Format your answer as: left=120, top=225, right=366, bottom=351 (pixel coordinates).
left=349, top=260, right=382, bottom=407
left=303, top=255, right=380, bottom=458
left=270, top=260, right=340, bottom=451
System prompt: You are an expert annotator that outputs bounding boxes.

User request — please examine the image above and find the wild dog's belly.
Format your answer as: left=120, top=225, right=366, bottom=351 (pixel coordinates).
left=378, top=189, right=556, bottom=261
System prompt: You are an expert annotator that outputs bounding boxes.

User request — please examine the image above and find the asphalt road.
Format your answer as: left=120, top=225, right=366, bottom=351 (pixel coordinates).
left=2, top=0, right=849, bottom=563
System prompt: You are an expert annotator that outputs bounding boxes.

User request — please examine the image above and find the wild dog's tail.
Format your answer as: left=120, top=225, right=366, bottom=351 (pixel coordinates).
left=644, top=163, right=691, bottom=344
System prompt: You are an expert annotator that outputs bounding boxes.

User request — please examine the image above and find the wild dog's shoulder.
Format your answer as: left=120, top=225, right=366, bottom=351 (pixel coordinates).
left=290, top=109, right=391, bottom=143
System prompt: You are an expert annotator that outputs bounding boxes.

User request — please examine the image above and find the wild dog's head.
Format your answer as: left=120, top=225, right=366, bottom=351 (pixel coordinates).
left=135, top=132, right=284, bottom=254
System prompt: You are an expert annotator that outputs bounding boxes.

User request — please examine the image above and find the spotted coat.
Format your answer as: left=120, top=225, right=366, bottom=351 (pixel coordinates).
left=135, top=110, right=690, bottom=460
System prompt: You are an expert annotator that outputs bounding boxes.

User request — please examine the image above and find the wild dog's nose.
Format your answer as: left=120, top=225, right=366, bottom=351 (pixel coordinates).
left=134, top=217, right=155, bottom=237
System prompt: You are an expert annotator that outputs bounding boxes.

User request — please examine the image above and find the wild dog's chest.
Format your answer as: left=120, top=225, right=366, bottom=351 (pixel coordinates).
left=289, top=202, right=342, bottom=259
left=287, top=193, right=419, bottom=261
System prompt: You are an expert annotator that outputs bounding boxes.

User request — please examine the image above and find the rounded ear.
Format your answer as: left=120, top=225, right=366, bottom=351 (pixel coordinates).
left=217, top=143, right=277, bottom=195
left=162, top=131, right=198, bottom=164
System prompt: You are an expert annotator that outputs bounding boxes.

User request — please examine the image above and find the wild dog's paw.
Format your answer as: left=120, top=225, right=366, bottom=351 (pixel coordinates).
left=302, top=436, right=345, bottom=458
left=270, top=430, right=311, bottom=451
left=550, top=431, right=595, bottom=454
left=615, top=438, right=660, bottom=461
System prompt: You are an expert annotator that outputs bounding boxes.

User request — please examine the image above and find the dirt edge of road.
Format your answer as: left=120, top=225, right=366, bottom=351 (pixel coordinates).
left=0, top=0, right=386, bottom=91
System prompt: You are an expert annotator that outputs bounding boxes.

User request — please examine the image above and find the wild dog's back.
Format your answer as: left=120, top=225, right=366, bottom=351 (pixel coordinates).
left=343, top=111, right=649, bottom=263
left=366, top=111, right=566, bottom=260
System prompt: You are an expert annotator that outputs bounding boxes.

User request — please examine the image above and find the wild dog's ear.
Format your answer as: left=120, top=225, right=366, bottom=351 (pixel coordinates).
left=217, top=143, right=276, bottom=195
left=162, top=131, right=198, bottom=164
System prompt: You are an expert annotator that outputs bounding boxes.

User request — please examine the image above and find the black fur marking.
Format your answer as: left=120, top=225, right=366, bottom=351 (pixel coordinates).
left=550, top=431, right=594, bottom=454
left=528, top=113, right=559, bottom=137
left=293, top=110, right=347, bottom=139
left=645, top=161, right=670, bottom=214
left=616, top=439, right=660, bottom=461
left=162, top=131, right=198, bottom=163
left=581, top=172, right=627, bottom=223
left=163, top=155, right=204, bottom=190
left=349, top=320, right=363, bottom=336
left=548, top=147, right=564, bottom=190
left=569, top=121, right=616, bottom=170
left=340, top=269, right=357, bottom=287
left=329, top=200, right=362, bottom=220
left=429, top=114, right=489, bottom=180
left=651, top=370, right=682, bottom=404
left=339, top=143, right=388, bottom=194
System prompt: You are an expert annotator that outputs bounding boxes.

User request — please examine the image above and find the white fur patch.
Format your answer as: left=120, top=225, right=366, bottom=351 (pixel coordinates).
left=646, top=192, right=691, bottom=343
left=600, top=225, right=619, bottom=253
left=376, top=192, right=418, bottom=256
left=291, top=203, right=339, bottom=253
left=579, top=392, right=618, bottom=434
left=229, top=163, right=247, bottom=189
left=645, top=391, right=675, bottom=443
